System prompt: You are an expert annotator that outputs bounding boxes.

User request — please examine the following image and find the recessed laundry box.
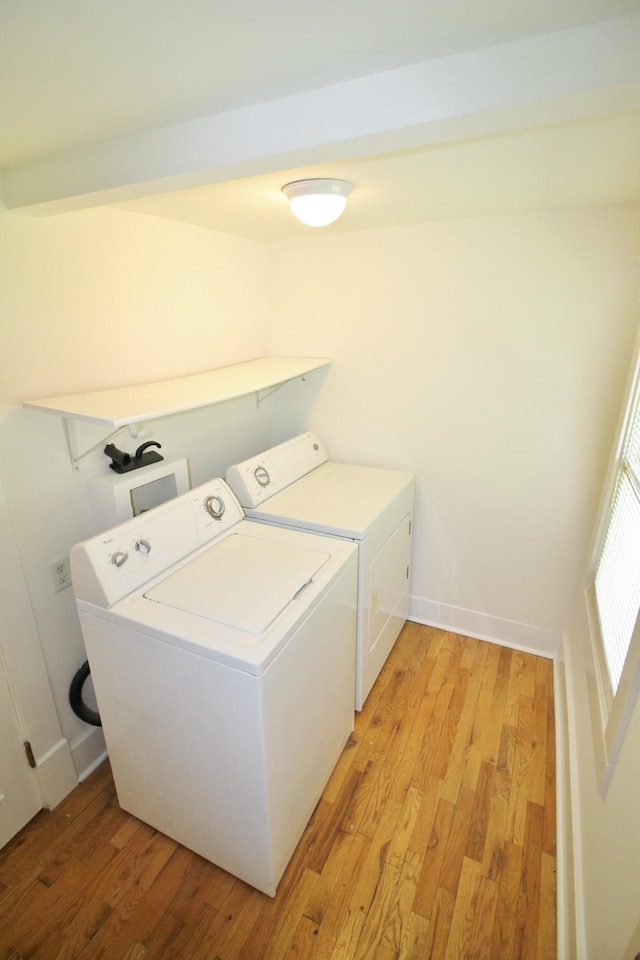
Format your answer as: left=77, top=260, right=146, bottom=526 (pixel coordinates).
left=88, top=457, right=190, bottom=529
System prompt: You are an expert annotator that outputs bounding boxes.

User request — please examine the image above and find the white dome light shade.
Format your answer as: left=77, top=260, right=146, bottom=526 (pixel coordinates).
left=282, top=179, right=353, bottom=227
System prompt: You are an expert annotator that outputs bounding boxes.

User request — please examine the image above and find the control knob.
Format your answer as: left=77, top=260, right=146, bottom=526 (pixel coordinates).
left=205, top=495, right=225, bottom=519
left=254, top=466, right=270, bottom=487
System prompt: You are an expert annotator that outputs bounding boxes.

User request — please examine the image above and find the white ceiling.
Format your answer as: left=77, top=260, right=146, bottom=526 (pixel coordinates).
left=2, top=0, right=640, bottom=238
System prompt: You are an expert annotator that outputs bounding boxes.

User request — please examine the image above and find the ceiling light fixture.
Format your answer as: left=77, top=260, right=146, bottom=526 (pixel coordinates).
left=282, top=178, right=353, bottom=227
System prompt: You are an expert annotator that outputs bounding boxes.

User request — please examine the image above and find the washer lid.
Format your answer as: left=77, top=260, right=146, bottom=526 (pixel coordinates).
left=144, top=532, right=330, bottom=634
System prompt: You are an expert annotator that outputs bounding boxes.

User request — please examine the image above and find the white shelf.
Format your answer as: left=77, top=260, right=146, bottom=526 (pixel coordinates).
left=23, top=356, right=331, bottom=428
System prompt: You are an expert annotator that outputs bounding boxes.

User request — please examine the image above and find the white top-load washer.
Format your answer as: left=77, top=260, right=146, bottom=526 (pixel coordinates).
left=70, top=478, right=357, bottom=897
left=226, top=432, right=415, bottom=710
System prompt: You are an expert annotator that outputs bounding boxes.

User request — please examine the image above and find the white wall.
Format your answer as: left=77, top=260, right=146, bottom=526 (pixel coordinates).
left=267, top=206, right=640, bottom=655
left=0, top=206, right=273, bottom=779
left=0, top=207, right=269, bottom=404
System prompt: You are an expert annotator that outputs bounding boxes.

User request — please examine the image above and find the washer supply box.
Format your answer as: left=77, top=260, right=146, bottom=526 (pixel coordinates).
left=88, top=457, right=190, bottom=530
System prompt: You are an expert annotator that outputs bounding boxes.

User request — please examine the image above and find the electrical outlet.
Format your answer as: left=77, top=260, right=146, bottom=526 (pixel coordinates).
left=49, top=556, right=71, bottom=592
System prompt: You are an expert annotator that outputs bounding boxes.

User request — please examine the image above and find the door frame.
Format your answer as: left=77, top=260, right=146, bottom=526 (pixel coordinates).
left=0, top=478, right=76, bottom=813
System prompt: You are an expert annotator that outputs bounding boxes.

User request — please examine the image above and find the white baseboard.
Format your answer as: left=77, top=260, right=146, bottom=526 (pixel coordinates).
left=70, top=725, right=108, bottom=782
left=409, top=595, right=561, bottom=659
left=34, top=737, right=78, bottom=809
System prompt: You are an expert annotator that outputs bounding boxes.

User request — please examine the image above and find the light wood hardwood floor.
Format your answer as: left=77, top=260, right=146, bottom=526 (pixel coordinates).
left=0, top=622, right=556, bottom=959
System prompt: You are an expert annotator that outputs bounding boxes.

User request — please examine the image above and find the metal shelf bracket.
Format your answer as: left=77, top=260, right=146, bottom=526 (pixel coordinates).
left=256, top=374, right=311, bottom=407
left=63, top=419, right=126, bottom=472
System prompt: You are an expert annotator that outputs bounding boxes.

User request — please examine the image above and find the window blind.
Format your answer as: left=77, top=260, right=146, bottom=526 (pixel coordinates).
left=593, top=384, right=640, bottom=694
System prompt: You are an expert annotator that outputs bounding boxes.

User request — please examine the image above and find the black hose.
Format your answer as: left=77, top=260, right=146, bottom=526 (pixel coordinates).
left=69, top=661, right=101, bottom=726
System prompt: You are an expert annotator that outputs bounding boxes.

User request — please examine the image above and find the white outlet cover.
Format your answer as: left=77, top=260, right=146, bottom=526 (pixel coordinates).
left=49, top=556, right=71, bottom=592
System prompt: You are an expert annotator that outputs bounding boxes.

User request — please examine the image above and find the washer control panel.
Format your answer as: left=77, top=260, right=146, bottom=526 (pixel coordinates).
left=70, top=478, right=245, bottom=607
left=226, top=431, right=327, bottom=507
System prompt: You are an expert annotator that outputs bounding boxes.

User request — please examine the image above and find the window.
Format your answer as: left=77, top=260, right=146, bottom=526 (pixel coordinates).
left=593, top=380, right=640, bottom=696
left=588, top=348, right=640, bottom=792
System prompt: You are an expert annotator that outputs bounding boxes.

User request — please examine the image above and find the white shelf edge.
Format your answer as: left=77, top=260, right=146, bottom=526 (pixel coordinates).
left=23, top=356, right=332, bottom=428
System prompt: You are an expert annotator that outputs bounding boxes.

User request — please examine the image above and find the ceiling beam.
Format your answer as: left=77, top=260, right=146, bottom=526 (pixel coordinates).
left=3, top=15, right=640, bottom=216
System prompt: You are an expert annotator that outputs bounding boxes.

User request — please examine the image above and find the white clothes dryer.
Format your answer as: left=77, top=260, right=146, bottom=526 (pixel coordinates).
left=70, top=478, right=357, bottom=897
left=226, top=432, right=415, bottom=710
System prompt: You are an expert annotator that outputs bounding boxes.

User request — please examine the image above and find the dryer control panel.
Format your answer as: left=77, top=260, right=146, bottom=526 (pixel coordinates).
left=70, top=479, right=244, bottom=607
left=226, top=431, right=327, bottom=507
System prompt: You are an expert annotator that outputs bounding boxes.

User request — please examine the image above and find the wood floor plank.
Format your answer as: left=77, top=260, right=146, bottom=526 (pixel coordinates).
left=530, top=681, right=550, bottom=806
left=399, top=909, right=431, bottom=960
left=378, top=849, right=423, bottom=956
left=505, top=650, right=530, bottom=728
left=321, top=735, right=360, bottom=805
left=0, top=777, right=115, bottom=903
left=302, top=767, right=362, bottom=876
left=3, top=838, right=119, bottom=957
left=129, top=909, right=186, bottom=959
left=521, top=652, right=539, bottom=699
left=386, top=784, right=422, bottom=867
left=518, top=800, right=545, bottom=960
left=283, top=914, right=320, bottom=958
left=408, top=774, right=443, bottom=859
left=472, top=645, right=505, bottom=770
left=439, top=674, right=482, bottom=803
left=234, top=913, right=275, bottom=960
left=480, top=788, right=510, bottom=884
left=345, top=759, right=395, bottom=839
left=536, top=654, right=553, bottom=688
left=437, top=785, right=476, bottom=898
left=492, top=644, right=513, bottom=713
left=429, top=667, right=471, bottom=782
left=412, top=796, right=455, bottom=919
left=367, top=629, right=428, bottom=771
left=495, top=722, right=516, bottom=803
left=261, top=867, right=318, bottom=960
left=353, top=859, right=403, bottom=960
left=465, top=759, right=494, bottom=863
left=460, top=634, right=479, bottom=669
left=538, top=851, right=558, bottom=960
left=422, top=885, right=456, bottom=959
left=491, top=839, right=525, bottom=960
left=304, top=827, right=362, bottom=924
left=0, top=624, right=556, bottom=960
left=351, top=849, right=420, bottom=959
left=29, top=825, right=172, bottom=960
left=188, top=880, right=260, bottom=960
left=507, top=694, right=536, bottom=846
left=543, top=688, right=557, bottom=858
left=121, top=941, right=148, bottom=960
left=171, top=849, right=237, bottom=923
left=390, top=676, right=437, bottom=801
left=74, top=843, right=195, bottom=960
left=326, top=801, right=405, bottom=958
left=304, top=829, right=370, bottom=957
left=445, top=856, right=499, bottom=960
